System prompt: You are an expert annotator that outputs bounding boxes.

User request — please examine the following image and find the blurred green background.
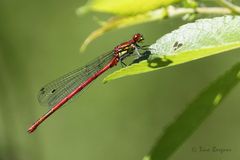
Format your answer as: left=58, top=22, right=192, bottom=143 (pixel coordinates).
left=0, top=0, right=240, bottom=160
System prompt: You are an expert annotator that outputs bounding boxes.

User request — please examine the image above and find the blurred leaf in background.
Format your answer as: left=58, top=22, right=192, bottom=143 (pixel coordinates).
left=78, top=0, right=240, bottom=52
left=77, top=0, right=180, bottom=15
left=146, top=62, right=240, bottom=160
left=77, top=0, right=180, bottom=52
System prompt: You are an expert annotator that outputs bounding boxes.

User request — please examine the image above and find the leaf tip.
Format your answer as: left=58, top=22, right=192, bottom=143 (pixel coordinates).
left=80, top=44, right=87, bottom=53
left=143, top=155, right=151, bottom=160
left=102, top=78, right=109, bottom=84
left=213, top=93, right=223, bottom=106
left=80, top=29, right=105, bottom=53
left=76, top=6, right=90, bottom=16
left=237, top=70, right=240, bottom=79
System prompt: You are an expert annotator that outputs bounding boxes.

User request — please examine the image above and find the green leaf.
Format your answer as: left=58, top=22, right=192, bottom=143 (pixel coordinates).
left=80, top=8, right=167, bottom=52
left=104, top=16, right=240, bottom=83
left=77, top=0, right=180, bottom=16
left=144, top=62, right=240, bottom=160
left=182, top=0, right=198, bottom=8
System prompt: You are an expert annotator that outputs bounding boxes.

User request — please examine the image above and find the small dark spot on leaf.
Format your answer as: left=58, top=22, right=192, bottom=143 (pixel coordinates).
left=40, top=88, right=45, bottom=94
left=173, top=41, right=179, bottom=48
left=178, top=43, right=183, bottom=48
left=51, top=89, right=56, bottom=93
left=173, top=41, right=183, bottom=51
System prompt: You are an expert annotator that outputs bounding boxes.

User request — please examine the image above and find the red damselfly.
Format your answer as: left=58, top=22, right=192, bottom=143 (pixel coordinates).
left=28, top=33, right=145, bottom=133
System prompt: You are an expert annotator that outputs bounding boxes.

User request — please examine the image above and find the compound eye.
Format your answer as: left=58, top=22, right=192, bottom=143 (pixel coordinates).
left=133, top=34, right=138, bottom=39
left=133, top=33, right=142, bottom=42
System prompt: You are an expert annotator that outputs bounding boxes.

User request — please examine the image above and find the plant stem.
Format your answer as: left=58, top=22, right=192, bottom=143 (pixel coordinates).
left=217, top=0, right=240, bottom=14
left=167, top=6, right=232, bottom=17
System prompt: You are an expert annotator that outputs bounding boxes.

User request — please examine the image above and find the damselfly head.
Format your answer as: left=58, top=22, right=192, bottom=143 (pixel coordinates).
left=133, top=33, right=144, bottom=43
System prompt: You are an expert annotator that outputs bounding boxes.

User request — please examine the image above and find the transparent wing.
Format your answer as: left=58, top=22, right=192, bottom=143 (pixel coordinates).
left=37, top=51, right=114, bottom=108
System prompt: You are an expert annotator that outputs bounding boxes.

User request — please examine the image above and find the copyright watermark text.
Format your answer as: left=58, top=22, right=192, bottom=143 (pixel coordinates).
left=191, top=146, right=232, bottom=154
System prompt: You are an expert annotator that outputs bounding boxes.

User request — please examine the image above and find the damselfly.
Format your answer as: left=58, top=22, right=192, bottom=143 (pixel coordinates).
left=28, top=33, right=145, bottom=133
